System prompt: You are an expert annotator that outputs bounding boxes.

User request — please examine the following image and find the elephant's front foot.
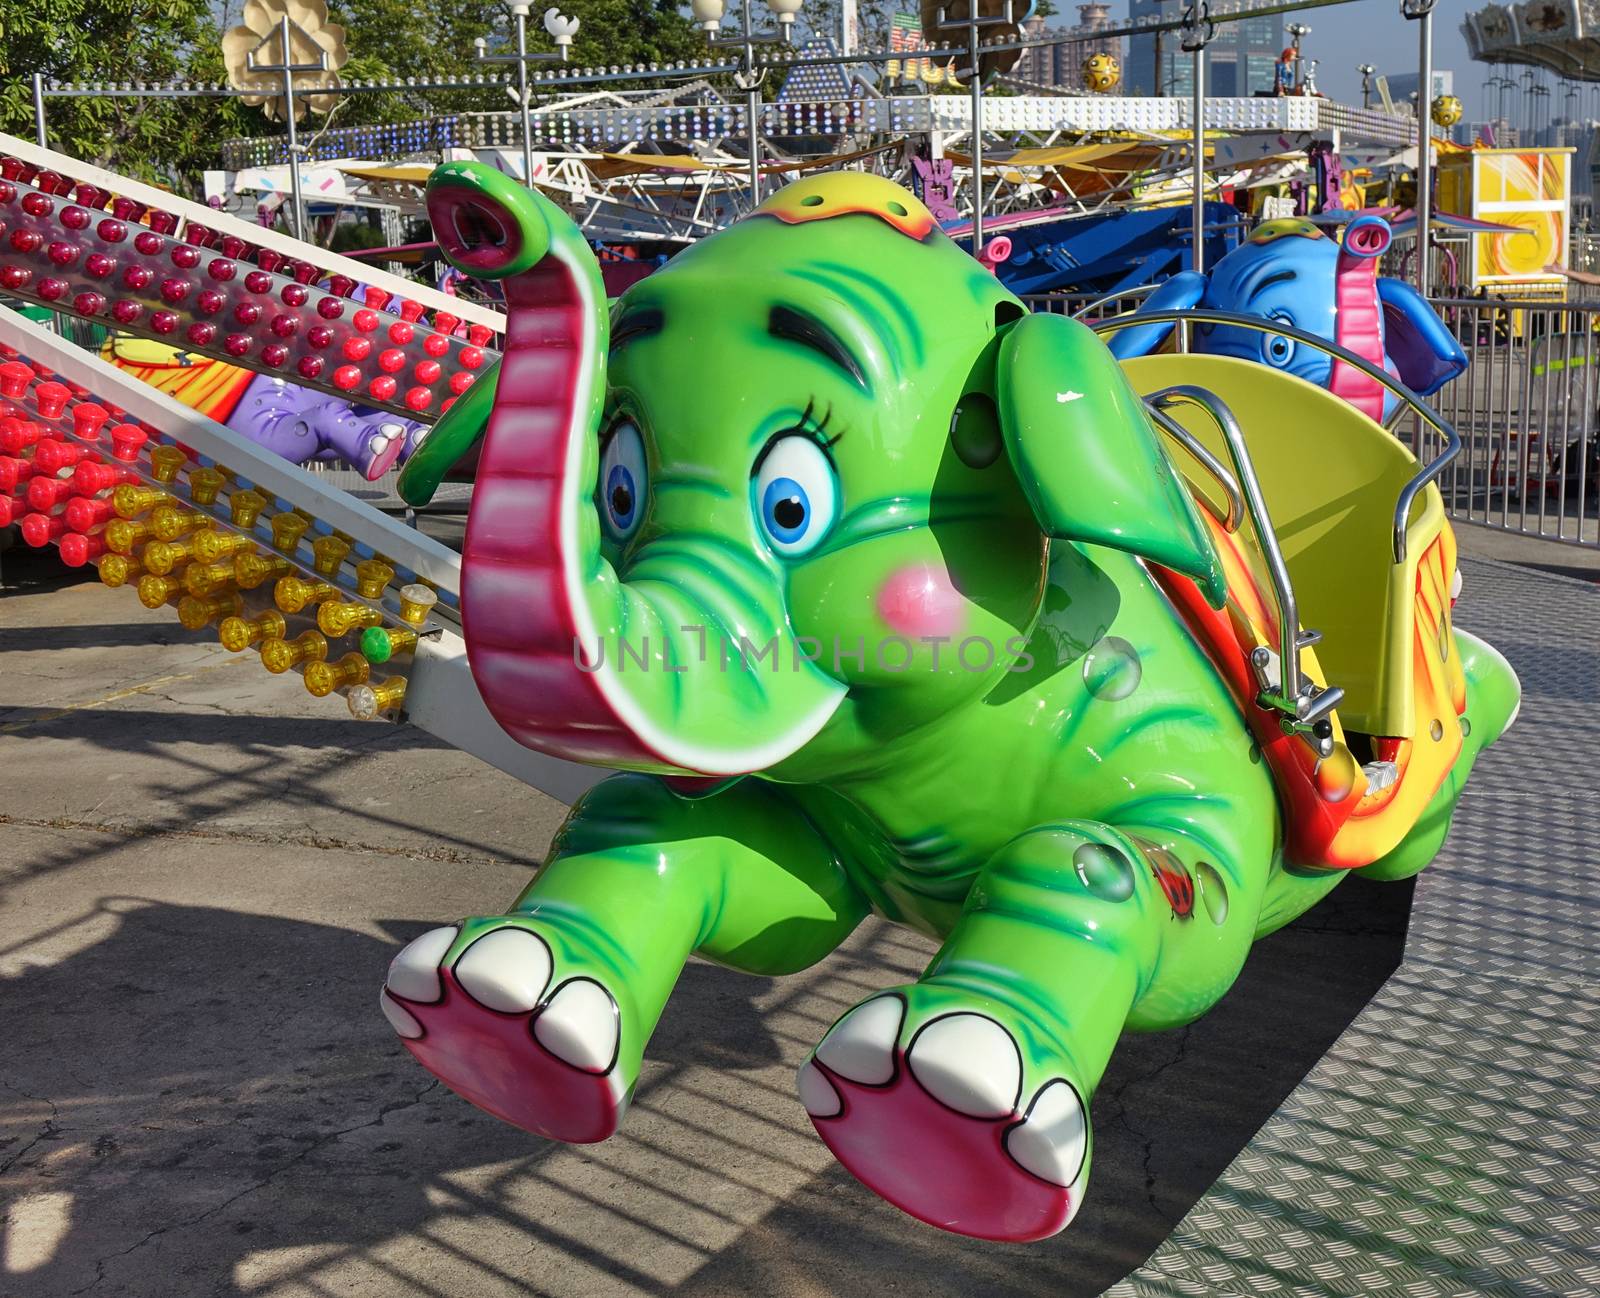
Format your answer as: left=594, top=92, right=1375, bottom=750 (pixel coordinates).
left=380, top=918, right=629, bottom=1143
left=357, top=420, right=411, bottom=481
left=798, top=987, right=1089, bottom=1242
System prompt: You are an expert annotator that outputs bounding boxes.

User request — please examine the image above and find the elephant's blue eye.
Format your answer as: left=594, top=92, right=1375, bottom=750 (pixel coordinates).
left=1263, top=315, right=1295, bottom=369
left=753, top=434, right=838, bottom=557
left=599, top=420, right=646, bottom=541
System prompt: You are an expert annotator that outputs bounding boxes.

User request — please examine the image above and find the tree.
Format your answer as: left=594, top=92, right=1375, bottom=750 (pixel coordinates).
left=0, top=0, right=250, bottom=184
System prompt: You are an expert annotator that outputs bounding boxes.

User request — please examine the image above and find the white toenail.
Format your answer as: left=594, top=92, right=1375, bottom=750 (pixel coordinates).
left=1005, top=1080, right=1088, bottom=1189
left=385, top=926, right=458, bottom=1003
left=908, top=1013, right=1022, bottom=1118
left=797, top=1058, right=842, bottom=1118
left=1451, top=568, right=1462, bottom=600
left=380, top=988, right=423, bottom=1039
left=534, top=979, right=618, bottom=1073
left=816, top=997, right=902, bottom=1086
left=453, top=927, right=553, bottom=1013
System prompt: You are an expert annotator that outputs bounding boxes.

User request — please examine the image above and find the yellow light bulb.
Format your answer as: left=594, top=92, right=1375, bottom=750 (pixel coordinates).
left=397, top=583, right=439, bottom=626
left=98, top=553, right=144, bottom=588
left=274, top=575, right=338, bottom=614
left=183, top=559, right=237, bottom=597
left=112, top=484, right=171, bottom=520
left=137, top=573, right=183, bottom=609
left=149, top=445, right=188, bottom=483
left=150, top=505, right=207, bottom=541
left=260, top=630, right=329, bottom=674
left=192, top=529, right=257, bottom=563
left=187, top=466, right=226, bottom=505
left=218, top=610, right=287, bottom=653
left=234, top=552, right=292, bottom=591
left=303, top=651, right=370, bottom=698
left=316, top=600, right=384, bottom=638
left=105, top=518, right=153, bottom=553
left=229, top=489, right=268, bottom=529
left=355, top=559, right=395, bottom=600
left=177, top=591, right=242, bottom=631
left=270, top=511, right=312, bottom=554
left=142, top=538, right=197, bottom=576
left=311, top=534, right=351, bottom=578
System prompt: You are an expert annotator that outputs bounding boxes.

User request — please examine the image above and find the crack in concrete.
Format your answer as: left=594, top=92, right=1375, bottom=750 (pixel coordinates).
left=1098, top=1025, right=1194, bottom=1212
left=69, top=1079, right=440, bottom=1295
left=0, top=1076, right=66, bottom=1178
left=0, top=813, right=534, bottom=868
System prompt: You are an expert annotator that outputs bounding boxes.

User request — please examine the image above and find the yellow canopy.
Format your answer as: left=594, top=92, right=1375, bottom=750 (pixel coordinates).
left=338, top=163, right=436, bottom=185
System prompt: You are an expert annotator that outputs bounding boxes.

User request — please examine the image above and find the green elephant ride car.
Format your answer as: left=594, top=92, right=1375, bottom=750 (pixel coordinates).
left=384, top=166, right=1520, bottom=1243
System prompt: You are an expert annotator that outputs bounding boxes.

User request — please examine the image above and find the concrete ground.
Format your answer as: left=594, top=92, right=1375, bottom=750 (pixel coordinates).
left=0, top=521, right=1548, bottom=1298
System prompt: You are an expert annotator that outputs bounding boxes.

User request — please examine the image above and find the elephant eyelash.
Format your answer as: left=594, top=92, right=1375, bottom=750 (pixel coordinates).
left=795, top=399, right=845, bottom=449
left=752, top=400, right=845, bottom=477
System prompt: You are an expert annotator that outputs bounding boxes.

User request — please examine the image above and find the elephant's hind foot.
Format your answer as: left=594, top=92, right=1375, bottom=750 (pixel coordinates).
left=799, top=991, right=1090, bottom=1242
left=381, top=921, right=628, bottom=1143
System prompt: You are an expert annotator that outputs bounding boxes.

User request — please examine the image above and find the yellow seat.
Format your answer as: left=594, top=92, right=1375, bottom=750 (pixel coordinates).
left=1119, top=353, right=1446, bottom=739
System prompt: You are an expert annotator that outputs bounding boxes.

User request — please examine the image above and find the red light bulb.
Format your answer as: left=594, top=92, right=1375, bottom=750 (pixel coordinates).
left=59, top=531, right=107, bottom=567
left=34, top=381, right=69, bottom=419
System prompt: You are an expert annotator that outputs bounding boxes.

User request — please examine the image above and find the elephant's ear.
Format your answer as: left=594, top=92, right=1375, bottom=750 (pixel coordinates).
left=1376, top=277, right=1467, bottom=396
left=1104, top=271, right=1206, bottom=360
left=997, top=311, right=1226, bottom=607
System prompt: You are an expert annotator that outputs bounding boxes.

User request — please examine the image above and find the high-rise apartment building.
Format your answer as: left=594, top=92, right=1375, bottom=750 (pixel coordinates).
left=1127, top=0, right=1283, bottom=97
left=1013, top=3, right=1121, bottom=92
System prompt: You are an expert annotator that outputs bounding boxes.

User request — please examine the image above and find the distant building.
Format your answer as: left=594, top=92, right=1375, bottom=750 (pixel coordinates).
left=1013, top=4, right=1121, bottom=92
left=1126, top=0, right=1282, bottom=97
left=1384, top=69, right=1453, bottom=104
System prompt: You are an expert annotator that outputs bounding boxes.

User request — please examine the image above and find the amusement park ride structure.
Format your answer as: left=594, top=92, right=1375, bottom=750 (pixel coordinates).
left=31, top=0, right=1436, bottom=272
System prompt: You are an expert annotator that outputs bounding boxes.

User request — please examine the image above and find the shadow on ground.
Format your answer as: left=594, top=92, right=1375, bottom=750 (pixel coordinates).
left=0, top=873, right=1411, bottom=1298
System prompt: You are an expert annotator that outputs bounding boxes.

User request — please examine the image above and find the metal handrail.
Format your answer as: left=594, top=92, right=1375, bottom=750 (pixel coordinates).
left=1068, top=282, right=1159, bottom=321
left=1143, top=399, right=1244, bottom=534
left=1088, top=307, right=1462, bottom=563
left=1147, top=385, right=1342, bottom=750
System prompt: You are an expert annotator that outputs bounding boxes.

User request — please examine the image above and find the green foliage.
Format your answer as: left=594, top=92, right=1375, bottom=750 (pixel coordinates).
left=0, top=0, right=250, bottom=185
left=321, top=0, right=705, bottom=126
left=0, top=0, right=708, bottom=186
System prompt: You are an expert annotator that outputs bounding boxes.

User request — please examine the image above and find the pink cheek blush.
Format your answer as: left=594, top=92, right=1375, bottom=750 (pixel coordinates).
left=875, top=563, right=965, bottom=639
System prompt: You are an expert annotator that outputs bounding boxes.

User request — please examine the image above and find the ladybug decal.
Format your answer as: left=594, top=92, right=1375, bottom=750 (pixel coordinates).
left=1147, top=848, right=1196, bottom=919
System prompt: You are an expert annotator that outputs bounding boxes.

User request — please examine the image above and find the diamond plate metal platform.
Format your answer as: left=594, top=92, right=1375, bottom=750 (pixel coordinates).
left=1105, top=556, right=1600, bottom=1298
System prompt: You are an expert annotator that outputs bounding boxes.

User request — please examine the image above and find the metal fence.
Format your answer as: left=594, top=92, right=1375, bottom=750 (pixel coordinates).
left=1423, top=297, right=1596, bottom=549
left=1023, top=291, right=1599, bottom=551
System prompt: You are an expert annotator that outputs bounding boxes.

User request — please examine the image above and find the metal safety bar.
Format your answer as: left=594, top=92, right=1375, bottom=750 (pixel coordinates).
left=1146, top=384, right=1342, bottom=752
left=1088, top=307, right=1462, bottom=564
left=1069, top=282, right=1159, bottom=322
left=1143, top=398, right=1244, bottom=534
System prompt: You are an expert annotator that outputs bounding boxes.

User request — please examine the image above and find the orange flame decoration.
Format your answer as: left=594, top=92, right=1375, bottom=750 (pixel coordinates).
left=1155, top=518, right=1465, bottom=871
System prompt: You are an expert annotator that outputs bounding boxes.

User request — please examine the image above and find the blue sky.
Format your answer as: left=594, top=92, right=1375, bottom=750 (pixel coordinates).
left=1286, top=0, right=1489, bottom=114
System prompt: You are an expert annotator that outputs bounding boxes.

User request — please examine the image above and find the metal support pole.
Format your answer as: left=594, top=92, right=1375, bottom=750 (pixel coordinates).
left=747, top=82, right=763, bottom=204
left=281, top=18, right=306, bottom=242
left=970, top=15, right=984, bottom=254
left=514, top=4, right=536, bottom=187
left=1404, top=0, right=1436, bottom=295
left=31, top=72, right=46, bottom=147
left=1191, top=44, right=1206, bottom=275
left=1182, top=2, right=1212, bottom=276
